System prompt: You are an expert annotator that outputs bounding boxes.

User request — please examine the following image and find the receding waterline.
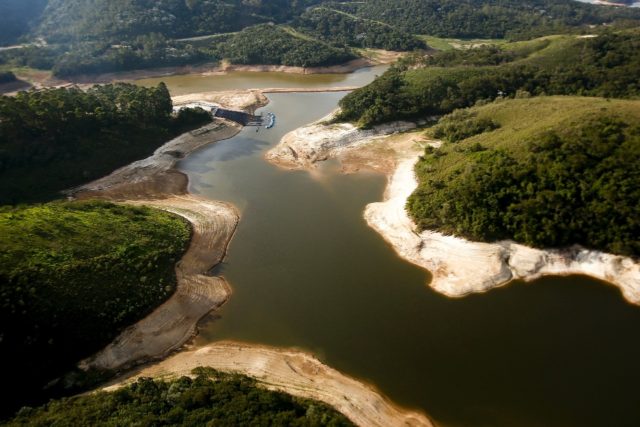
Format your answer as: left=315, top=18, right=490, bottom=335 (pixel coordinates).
left=170, top=69, right=640, bottom=427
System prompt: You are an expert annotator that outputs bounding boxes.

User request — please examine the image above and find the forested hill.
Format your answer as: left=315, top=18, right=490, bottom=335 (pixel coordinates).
left=294, top=7, right=427, bottom=51
left=0, top=83, right=211, bottom=204
left=0, top=201, right=192, bottom=416
left=327, top=0, right=640, bottom=39
left=4, top=0, right=640, bottom=45
left=337, top=31, right=640, bottom=127
left=2, top=0, right=639, bottom=78
left=35, top=0, right=322, bottom=43
left=408, top=97, right=640, bottom=257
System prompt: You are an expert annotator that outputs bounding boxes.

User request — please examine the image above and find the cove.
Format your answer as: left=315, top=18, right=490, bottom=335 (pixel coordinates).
left=166, top=69, right=640, bottom=427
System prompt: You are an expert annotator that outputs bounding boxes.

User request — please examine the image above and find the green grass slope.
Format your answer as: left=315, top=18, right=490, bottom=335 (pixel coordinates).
left=0, top=201, right=191, bottom=416
left=408, top=97, right=640, bottom=256
left=7, top=368, right=353, bottom=426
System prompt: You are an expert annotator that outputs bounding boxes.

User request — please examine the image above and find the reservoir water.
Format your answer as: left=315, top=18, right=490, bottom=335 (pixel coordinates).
left=135, top=68, right=384, bottom=95
left=157, top=67, right=640, bottom=427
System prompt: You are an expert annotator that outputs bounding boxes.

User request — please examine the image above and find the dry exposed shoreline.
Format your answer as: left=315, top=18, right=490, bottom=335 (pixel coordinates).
left=104, top=341, right=433, bottom=427
left=72, top=91, right=265, bottom=369
left=5, top=48, right=403, bottom=94
left=79, top=195, right=238, bottom=371
left=266, top=110, right=417, bottom=169
left=68, top=58, right=375, bottom=85
left=73, top=124, right=246, bottom=371
left=73, top=89, right=431, bottom=426
left=268, top=116, right=640, bottom=305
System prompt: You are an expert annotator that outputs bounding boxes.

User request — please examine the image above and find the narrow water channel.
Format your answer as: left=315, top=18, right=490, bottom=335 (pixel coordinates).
left=167, top=68, right=640, bottom=427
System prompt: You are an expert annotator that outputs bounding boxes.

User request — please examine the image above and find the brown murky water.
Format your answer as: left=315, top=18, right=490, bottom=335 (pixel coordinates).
left=135, top=67, right=387, bottom=95
left=165, top=68, right=640, bottom=427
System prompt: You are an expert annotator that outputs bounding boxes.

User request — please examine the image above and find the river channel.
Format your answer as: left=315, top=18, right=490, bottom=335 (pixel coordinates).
left=137, top=67, right=640, bottom=427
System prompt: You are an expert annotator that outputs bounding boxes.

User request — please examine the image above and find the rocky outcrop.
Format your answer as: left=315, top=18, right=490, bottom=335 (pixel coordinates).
left=266, top=111, right=416, bottom=169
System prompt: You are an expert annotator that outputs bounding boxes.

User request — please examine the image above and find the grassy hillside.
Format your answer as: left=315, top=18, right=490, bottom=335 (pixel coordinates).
left=337, top=31, right=640, bottom=127
left=0, top=200, right=191, bottom=416
left=408, top=97, right=640, bottom=256
left=7, top=368, right=353, bottom=426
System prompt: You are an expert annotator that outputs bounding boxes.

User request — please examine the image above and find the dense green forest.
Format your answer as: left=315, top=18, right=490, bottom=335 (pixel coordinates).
left=2, top=0, right=639, bottom=77
left=51, top=33, right=207, bottom=77
left=408, top=97, right=640, bottom=257
left=294, top=7, right=426, bottom=51
left=211, top=24, right=356, bottom=68
left=7, top=368, right=353, bottom=426
left=0, top=82, right=210, bottom=203
left=1, top=24, right=357, bottom=77
left=0, top=200, right=191, bottom=417
left=27, top=0, right=640, bottom=43
left=328, top=0, right=640, bottom=39
left=337, top=31, right=640, bottom=127
left=35, top=0, right=322, bottom=43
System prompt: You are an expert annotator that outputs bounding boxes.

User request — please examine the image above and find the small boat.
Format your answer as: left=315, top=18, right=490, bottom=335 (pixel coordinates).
left=265, top=112, right=276, bottom=129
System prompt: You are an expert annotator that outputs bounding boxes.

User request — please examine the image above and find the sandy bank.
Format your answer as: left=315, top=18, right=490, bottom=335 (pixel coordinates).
left=272, top=118, right=640, bottom=305
left=80, top=195, right=238, bottom=371
left=104, top=341, right=432, bottom=427
left=173, top=90, right=269, bottom=113
left=173, top=88, right=358, bottom=113
left=265, top=110, right=416, bottom=169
